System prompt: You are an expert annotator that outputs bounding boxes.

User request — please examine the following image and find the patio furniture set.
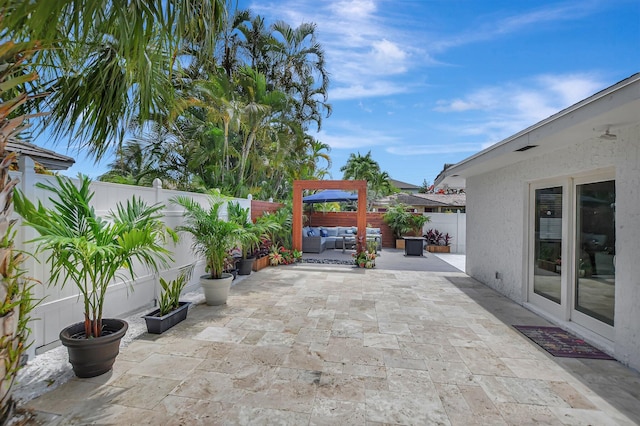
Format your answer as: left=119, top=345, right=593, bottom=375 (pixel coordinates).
left=301, top=226, right=382, bottom=253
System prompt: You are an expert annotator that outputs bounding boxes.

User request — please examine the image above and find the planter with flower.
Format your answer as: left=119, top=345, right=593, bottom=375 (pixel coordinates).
left=353, top=239, right=377, bottom=268
left=14, top=175, right=174, bottom=378
left=268, top=245, right=301, bottom=266
left=425, top=229, right=452, bottom=253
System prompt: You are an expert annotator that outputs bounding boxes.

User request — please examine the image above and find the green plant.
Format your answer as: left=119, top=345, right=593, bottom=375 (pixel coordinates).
left=424, top=229, right=452, bottom=246
left=353, top=241, right=376, bottom=268
left=383, top=203, right=430, bottom=238
left=0, top=39, right=44, bottom=423
left=158, top=264, right=194, bottom=316
left=172, top=194, right=248, bottom=279
left=228, top=202, right=280, bottom=259
left=14, top=174, right=174, bottom=338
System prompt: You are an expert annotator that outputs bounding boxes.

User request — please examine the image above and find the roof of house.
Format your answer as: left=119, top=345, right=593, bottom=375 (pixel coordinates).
left=390, top=179, right=420, bottom=191
left=375, top=192, right=466, bottom=207
left=436, top=73, right=640, bottom=186
left=7, top=140, right=75, bottom=170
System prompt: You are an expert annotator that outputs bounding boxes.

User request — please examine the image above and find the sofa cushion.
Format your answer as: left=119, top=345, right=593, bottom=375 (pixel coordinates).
left=366, top=227, right=381, bottom=235
left=302, top=226, right=311, bottom=236
left=326, top=227, right=338, bottom=237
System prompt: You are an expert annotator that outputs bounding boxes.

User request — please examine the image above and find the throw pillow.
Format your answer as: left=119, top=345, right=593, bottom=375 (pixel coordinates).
left=307, top=230, right=315, bottom=237
left=320, top=229, right=328, bottom=237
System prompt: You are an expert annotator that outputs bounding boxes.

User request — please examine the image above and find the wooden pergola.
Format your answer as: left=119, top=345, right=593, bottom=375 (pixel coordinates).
left=292, top=180, right=367, bottom=253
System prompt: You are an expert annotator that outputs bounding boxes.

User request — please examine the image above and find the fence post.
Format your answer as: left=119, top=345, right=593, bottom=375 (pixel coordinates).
left=18, top=156, right=38, bottom=359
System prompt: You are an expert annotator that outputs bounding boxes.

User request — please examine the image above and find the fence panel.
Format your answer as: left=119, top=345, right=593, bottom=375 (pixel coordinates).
left=11, top=160, right=251, bottom=355
left=421, top=212, right=466, bottom=254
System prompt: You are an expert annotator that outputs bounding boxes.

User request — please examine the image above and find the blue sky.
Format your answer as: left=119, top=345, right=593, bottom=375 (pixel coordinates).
left=56, top=0, right=639, bottom=187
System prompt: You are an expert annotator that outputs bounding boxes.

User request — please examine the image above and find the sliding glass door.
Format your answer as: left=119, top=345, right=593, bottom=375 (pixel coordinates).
left=529, top=175, right=615, bottom=338
left=574, top=180, right=616, bottom=327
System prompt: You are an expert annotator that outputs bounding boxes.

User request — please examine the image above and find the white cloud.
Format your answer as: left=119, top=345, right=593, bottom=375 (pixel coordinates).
left=331, top=80, right=411, bottom=100
left=433, top=73, right=606, bottom=144
left=316, top=121, right=399, bottom=150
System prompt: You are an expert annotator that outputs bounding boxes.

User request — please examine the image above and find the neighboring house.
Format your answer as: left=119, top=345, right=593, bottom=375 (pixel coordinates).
left=436, top=73, right=640, bottom=371
left=373, top=192, right=466, bottom=213
left=8, top=140, right=75, bottom=170
left=389, top=178, right=421, bottom=193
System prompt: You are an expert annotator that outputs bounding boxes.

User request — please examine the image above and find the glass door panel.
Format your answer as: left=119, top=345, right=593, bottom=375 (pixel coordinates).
left=575, top=180, right=615, bottom=326
left=533, top=187, right=563, bottom=304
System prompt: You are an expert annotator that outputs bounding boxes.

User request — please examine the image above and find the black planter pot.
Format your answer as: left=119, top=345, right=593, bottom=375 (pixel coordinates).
left=142, top=302, right=191, bottom=334
left=238, top=257, right=255, bottom=275
left=59, top=318, right=128, bottom=378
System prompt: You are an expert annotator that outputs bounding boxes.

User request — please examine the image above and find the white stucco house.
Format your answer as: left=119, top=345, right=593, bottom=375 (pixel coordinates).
left=436, top=73, right=640, bottom=371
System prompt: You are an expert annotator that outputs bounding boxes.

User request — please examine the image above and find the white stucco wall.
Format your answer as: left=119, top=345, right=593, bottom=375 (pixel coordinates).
left=466, top=124, right=640, bottom=370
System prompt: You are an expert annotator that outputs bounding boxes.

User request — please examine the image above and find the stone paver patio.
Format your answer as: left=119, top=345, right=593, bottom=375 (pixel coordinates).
left=24, top=255, right=640, bottom=425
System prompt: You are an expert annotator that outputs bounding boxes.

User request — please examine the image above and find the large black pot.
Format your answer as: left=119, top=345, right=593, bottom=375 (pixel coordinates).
left=59, top=318, right=128, bottom=378
left=238, top=257, right=255, bottom=275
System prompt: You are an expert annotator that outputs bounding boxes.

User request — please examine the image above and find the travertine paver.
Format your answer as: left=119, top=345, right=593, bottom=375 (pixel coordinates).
left=24, top=262, right=640, bottom=425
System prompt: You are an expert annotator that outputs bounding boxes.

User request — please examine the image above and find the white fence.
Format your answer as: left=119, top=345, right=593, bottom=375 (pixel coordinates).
left=12, top=157, right=250, bottom=356
left=421, top=212, right=466, bottom=254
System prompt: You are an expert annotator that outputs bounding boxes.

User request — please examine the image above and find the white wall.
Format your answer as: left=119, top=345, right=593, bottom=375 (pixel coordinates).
left=421, top=212, right=466, bottom=254
left=13, top=159, right=250, bottom=355
left=466, top=124, right=640, bottom=371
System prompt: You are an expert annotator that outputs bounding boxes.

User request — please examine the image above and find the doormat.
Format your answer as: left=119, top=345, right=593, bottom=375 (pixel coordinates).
left=513, top=325, right=615, bottom=360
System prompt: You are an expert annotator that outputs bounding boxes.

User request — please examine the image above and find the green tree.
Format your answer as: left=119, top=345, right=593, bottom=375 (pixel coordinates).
left=0, top=0, right=225, bottom=157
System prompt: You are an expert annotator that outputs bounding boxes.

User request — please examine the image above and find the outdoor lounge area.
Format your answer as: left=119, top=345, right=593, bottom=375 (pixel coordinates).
left=302, top=226, right=383, bottom=253
left=15, top=250, right=640, bottom=424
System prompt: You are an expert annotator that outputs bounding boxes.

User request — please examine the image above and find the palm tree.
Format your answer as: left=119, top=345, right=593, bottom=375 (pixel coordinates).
left=269, top=21, right=331, bottom=131
left=0, top=0, right=225, bottom=158
left=341, top=151, right=395, bottom=209
left=341, top=151, right=381, bottom=181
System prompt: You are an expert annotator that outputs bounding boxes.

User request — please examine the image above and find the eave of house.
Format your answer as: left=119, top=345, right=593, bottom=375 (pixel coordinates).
left=7, top=140, right=76, bottom=170
left=436, top=73, right=640, bottom=186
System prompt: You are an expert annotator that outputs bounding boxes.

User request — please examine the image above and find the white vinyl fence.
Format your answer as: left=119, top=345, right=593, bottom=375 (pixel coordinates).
left=13, top=157, right=250, bottom=356
left=421, top=212, right=466, bottom=254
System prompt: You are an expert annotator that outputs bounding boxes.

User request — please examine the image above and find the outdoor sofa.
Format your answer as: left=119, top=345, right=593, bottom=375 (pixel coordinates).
left=302, top=226, right=382, bottom=253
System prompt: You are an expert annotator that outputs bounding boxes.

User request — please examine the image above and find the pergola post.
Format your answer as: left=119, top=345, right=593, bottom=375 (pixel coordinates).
left=292, top=180, right=368, bottom=253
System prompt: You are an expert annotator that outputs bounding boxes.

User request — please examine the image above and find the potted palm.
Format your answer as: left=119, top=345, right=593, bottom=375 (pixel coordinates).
left=383, top=203, right=429, bottom=249
left=228, top=202, right=280, bottom=275
left=13, top=175, right=174, bottom=378
left=171, top=195, right=247, bottom=305
left=142, top=264, right=194, bottom=334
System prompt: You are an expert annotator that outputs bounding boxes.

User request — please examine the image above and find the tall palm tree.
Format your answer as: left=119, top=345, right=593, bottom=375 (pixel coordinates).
left=0, top=0, right=225, bottom=158
left=270, top=20, right=331, bottom=131
left=341, top=151, right=381, bottom=181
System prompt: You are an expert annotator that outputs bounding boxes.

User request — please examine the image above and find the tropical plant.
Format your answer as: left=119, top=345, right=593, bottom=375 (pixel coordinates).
left=227, top=201, right=280, bottom=260
left=13, top=174, right=175, bottom=339
left=158, top=264, right=194, bottom=316
left=341, top=151, right=396, bottom=208
left=0, top=39, right=43, bottom=422
left=172, top=194, right=248, bottom=279
left=424, top=229, right=452, bottom=246
left=383, top=203, right=430, bottom=239
left=353, top=241, right=376, bottom=269
left=1, top=0, right=226, bottom=157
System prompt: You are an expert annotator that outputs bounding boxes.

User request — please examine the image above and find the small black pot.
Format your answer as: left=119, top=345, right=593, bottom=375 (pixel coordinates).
left=238, top=257, right=255, bottom=275
left=142, top=302, right=191, bottom=334
left=59, top=318, right=128, bottom=378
